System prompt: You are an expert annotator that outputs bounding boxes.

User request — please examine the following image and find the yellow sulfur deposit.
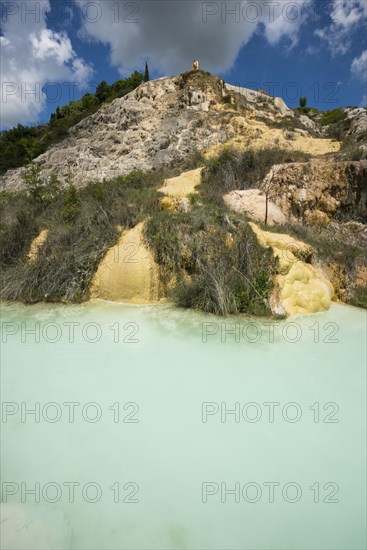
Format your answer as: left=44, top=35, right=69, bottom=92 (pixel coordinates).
left=249, top=223, right=334, bottom=317
left=158, top=167, right=203, bottom=212
left=203, top=117, right=340, bottom=160
left=158, top=167, right=203, bottom=198
left=27, top=229, right=49, bottom=263
left=89, top=222, right=160, bottom=304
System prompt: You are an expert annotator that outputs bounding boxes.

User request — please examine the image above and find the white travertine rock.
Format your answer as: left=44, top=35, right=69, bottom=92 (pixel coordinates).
left=224, top=189, right=286, bottom=225
left=225, top=83, right=294, bottom=117
left=0, top=75, right=316, bottom=192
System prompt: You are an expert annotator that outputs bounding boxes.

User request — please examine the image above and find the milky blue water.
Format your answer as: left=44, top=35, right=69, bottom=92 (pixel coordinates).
left=0, top=302, right=366, bottom=549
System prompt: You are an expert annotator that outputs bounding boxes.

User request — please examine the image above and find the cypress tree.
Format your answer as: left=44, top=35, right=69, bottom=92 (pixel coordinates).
left=299, top=96, right=307, bottom=108
left=144, top=62, right=150, bottom=83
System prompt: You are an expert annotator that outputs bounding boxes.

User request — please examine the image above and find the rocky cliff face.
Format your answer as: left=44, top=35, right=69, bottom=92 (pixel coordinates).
left=0, top=70, right=321, bottom=191
left=260, top=160, right=367, bottom=225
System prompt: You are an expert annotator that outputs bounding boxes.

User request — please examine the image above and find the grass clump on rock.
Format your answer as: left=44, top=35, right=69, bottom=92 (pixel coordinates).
left=144, top=206, right=277, bottom=316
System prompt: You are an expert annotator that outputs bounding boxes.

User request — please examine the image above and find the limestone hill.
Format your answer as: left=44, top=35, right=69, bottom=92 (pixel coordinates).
left=0, top=70, right=355, bottom=191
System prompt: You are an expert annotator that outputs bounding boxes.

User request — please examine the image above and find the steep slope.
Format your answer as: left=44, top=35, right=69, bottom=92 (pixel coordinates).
left=0, top=70, right=339, bottom=191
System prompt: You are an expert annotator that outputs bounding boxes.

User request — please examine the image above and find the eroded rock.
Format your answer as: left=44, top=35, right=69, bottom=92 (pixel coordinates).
left=249, top=223, right=334, bottom=317
left=260, top=160, right=367, bottom=224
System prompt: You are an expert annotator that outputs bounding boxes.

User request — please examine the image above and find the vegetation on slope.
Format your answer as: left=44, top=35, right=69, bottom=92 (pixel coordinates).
left=0, top=71, right=143, bottom=175
left=0, top=149, right=281, bottom=314
left=0, top=167, right=165, bottom=302
left=201, top=148, right=366, bottom=309
left=1, top=139, right=365, bottom=313
left=201, top=147, right=310, bottom=205
left=144, top=206, right=276, bottom=316
left=144, top=148, right=315, bottom=316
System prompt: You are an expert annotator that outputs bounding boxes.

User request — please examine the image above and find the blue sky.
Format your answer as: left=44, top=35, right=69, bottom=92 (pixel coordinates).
left=1, top=0, right=366, bottom=129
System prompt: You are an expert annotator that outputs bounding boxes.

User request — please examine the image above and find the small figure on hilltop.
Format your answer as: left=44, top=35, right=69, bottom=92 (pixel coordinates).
left=192, top=60, right=200, bottom=71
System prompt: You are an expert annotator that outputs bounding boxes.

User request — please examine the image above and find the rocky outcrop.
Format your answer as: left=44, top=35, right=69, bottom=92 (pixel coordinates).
left=260, top=160, right=367, bottom=225
left=249, top=223, right=334, bottom=317
left=226, top=83, right=294, bottom=117
left=345, top=107, right=367, bottom=137
left=298, top=114, right=321, bottom=135
left=224, top=189, right=286, bottom=225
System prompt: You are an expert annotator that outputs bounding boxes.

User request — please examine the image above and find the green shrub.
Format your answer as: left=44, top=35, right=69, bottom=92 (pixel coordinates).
left=62, top=185, right=81, bottom=222
left=320, top=109, right=346, bottom=126
left=340, top=141, right=367, bottom=161
left=144, top=207, right=276, bottom=316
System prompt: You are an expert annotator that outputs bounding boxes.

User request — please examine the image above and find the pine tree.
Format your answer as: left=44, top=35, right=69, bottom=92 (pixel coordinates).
left=144, top=62, right=150, bottom=83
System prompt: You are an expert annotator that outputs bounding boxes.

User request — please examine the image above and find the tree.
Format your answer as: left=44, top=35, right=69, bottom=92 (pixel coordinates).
left=144, top=62, right=150, bottom=83
left=95, top=80, right=111, bottom=103
left=299, top=96, right=307, bottom=108
left=264, top=168, right=275, bottom=226
left=23, top=162, right=45, bottom=203
left=23, top=163, right=61, bottom=205
left=81, top=93, right=99, bottom=112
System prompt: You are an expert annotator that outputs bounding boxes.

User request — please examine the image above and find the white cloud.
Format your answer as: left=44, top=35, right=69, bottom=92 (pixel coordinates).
left=30, top=29, right=74, bottom=64
left=78, top=0, right=312, bottom=76
left=262, top=0, right=312, bottom=48
left=315, top=0, right=366, bottom=56
left=0, top=0, right=93, bottom=128
left=351, top=50, right=367, bottom=80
